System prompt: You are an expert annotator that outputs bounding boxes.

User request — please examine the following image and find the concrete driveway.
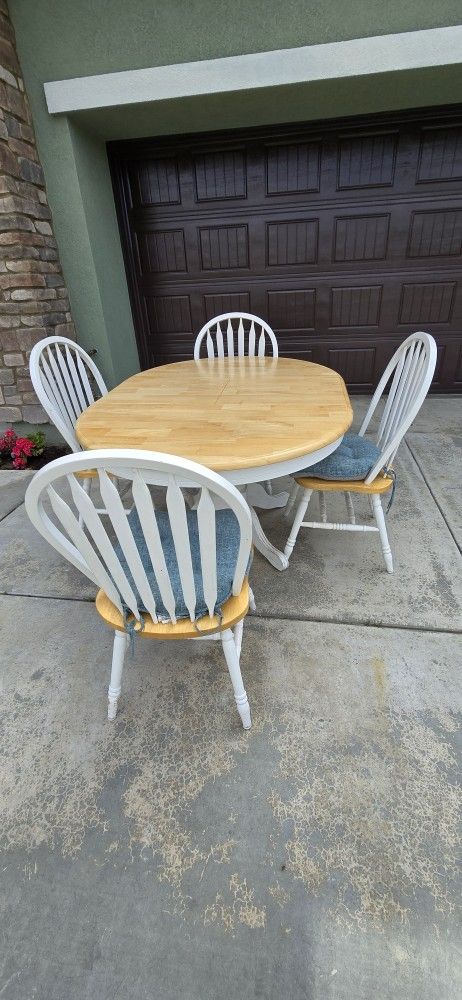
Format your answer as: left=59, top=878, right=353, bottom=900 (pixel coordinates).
left=0, top=396, right=461, bottom=1000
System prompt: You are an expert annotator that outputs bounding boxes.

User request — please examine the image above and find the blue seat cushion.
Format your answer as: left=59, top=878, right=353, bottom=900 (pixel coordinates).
left=114, top=506, right=248, bottom=623
left=299, top=433, right=382, bottom=481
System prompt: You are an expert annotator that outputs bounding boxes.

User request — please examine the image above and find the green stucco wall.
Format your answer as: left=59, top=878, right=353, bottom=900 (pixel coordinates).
left=8, top=0, right=462, bottom=383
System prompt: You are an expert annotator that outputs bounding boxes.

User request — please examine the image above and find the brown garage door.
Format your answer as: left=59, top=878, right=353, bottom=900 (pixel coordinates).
left=108, top=106, right=462, bottom=391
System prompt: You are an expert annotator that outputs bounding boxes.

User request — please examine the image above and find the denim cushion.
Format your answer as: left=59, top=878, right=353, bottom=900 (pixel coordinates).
left=299, top=433, right=381, bottom=481
left=114, top=506, right=247, bottom=623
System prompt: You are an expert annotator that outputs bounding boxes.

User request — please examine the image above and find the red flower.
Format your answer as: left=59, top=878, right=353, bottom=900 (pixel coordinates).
left=10, top=436, right=34, bottom=469
left=12, top=437, right=34, bottom=457
left=0, top=427, right=17, bottom=454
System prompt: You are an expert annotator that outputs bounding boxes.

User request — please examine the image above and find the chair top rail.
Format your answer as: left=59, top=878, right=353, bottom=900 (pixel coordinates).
left=194, top=312, right=279, bottom=360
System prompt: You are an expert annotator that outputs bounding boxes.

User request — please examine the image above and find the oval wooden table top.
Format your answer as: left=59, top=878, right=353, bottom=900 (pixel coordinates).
left=76, top=356, right=353, bottom=475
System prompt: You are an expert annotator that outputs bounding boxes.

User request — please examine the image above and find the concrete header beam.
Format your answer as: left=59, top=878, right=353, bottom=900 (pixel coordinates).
left=44, top=25, right=462, bottom=115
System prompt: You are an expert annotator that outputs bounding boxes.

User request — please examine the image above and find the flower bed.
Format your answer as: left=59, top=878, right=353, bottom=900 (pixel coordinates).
left=0, top=427, right=68, bottom=470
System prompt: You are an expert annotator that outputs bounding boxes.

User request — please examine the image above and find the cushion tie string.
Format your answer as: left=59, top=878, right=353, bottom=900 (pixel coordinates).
left=123, top=609, right=145, bottom=655
left=383, top=468, right=397, bottom=513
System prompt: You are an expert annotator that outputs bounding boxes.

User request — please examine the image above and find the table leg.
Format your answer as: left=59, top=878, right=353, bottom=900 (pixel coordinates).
left=249, top=505, right=289, bottom=571
left=244, top=482, right=289, bottom=510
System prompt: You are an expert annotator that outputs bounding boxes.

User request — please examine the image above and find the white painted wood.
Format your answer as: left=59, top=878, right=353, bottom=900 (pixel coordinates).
left=197, top=486, right=217, bottom=619
left=284, top=481, right=301, bottom=519
left=237, top=317, right=245, bottom=357
left=249, top=505, right=289, bottom=570
left=234, top=618, right=244, bottom=660
left=68, top=474, right=140, bottom=614
left=108, top=631, right=129, bottom=720
left=360, top=332, right=437, bottom=482
left=194, top=312, right=278, bottom=360
left=221, top=629, right=251, bottom=730
left=244, top=483, right=288, bottom=510
left=301, top=521, right=378, bottom=532
left=371, top=494, right=394, bottom=573
left=45, top=27, right=462, bottom=115
left=248, top=320, right=256, bottom=357
left=25, top=449, right=253, bottom=727
left=284, top=491, right=312, bottom=558
left=344, top=492, right=355, bottom=524
left=285, top=332, right=436, bottom=571
left=166, top=475, right=197, bottom=621
left=217, top=434, right=345, bottom=486
left=131, top=473, right=177, bottom=623
left=30, top=335, right=107, bottom=452
left=215, top=321, right=224, bottom=358
left=46, top=483, right=123, bottom=610
left=226, top=317, right=235, bottom=357
left=99, top=470, right=160, bottom=621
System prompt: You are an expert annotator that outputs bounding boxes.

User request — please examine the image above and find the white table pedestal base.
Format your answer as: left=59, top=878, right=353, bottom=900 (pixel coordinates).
left=249, top=506, right=289, bottom=571
left=244, top=483, right=289, bottom=510
left=241, top=484, right=290, bottom=571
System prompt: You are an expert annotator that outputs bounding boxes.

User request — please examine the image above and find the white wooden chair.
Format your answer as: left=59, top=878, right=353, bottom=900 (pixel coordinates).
left=29, top=335, right=108, bottom=452
left=25, top=449, right=254, bottom=729
left=29, top=335, right=115, bottom=518
left=194, top=312, right=278, bottom=360
left=195, top=312, right=279, bottom=498
left=284, top=332, right=437, bottom=573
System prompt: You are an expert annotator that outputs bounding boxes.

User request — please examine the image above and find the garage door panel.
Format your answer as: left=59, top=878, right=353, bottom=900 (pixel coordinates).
left=398, top=281, right=457, bottom=325
left=266, top=218, right=319, bottom=266
left=267, top=288, right=316, bottom=330
left=135, top=228, right=188, bottom=275
left=336, top=131, right=398, bottom=190
left=203, top=291, right=251, bottom=320
left=416, top=125, right=462, bottom=184
left=406, top=208, right=462, bottom=258
left=451, top=344, right=462, bottom=386
left=193, top=148, right=247, bottom=202
left=265, top=139, right=321, bottom=195
left=332, top=213, right=390, bottom=263
left=329, top=285, right=383, bottom=328
left=109, top=107, right=462, bottom=390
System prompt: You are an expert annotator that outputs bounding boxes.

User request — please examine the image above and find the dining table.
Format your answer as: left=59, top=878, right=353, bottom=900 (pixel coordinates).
left=76, top=355, right=353, bottom=570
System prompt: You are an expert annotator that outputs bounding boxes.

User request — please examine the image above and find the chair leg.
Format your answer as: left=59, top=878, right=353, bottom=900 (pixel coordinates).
left=344, top=491, right=355, bottom=524
left=265, top=480, right=273, bottom=495
left=234, top=618, right=244, bottom=659
left=108, top=630, right=128, bottom=720
left=249, top=586, right=256, bottom=612
left=371, top=494, right=393, bottom=574
left=284, top=489, right=312, bottom=559
left=221, top=627, right=251, bottom=730
left=284, top=480, right=300, bottom=518
left=318, top=491, right=327, bottom=522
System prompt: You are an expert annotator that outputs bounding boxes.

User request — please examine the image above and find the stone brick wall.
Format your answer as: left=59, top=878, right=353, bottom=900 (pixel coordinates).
left=0, top=0, right=75, bottom=425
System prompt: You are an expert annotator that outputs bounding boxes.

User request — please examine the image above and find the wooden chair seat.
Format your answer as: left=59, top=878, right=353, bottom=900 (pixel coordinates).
left=76, top=468, right=116, bottom=480
left=96, top=580, right=249, bottom=640
left=295, top=472, right=394, bottom=494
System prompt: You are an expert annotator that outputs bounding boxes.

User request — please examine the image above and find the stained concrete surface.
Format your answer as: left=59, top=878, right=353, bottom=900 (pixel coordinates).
left=0, top=470, right=33, bottom=522
left=0, top=396, right=461, bottom=999
left=407, top=432, right=462, bottom=550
